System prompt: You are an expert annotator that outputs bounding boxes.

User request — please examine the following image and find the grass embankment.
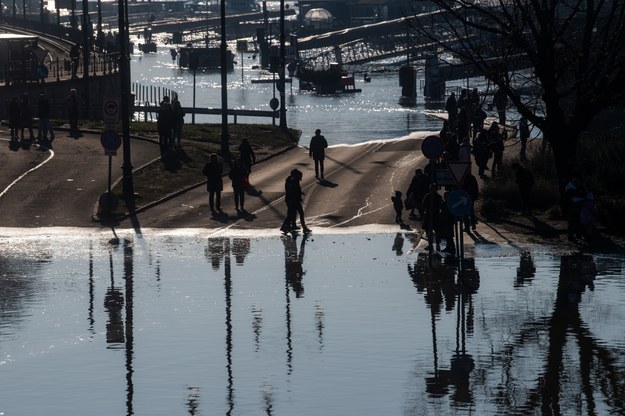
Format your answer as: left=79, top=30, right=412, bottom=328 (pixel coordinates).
left=479, top=134, right=625, bottom=234
left=100, top=122, right=301, bottom=217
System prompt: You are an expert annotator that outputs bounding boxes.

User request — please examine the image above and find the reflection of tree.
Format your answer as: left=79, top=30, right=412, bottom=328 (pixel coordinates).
left=315, top=302, right=325, bottom=351
left=186, top=386, right=200, bottom=415
left=251, top=305, right=263, bottom=352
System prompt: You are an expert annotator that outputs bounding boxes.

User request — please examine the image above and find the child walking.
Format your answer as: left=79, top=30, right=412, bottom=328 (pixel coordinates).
left=391, top=191, right=404, bottom=224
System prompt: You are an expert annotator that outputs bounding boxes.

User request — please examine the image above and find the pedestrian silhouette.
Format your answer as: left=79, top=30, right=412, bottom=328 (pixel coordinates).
left=309, top=129, right=328, bottom=180
left=202, top=153, right=223, bottom=213
left=280, top=169, right=310, bottom=233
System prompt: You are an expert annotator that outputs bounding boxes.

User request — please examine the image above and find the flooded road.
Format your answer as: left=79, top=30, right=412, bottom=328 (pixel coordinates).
left=0, top=229, right=623, bottom=415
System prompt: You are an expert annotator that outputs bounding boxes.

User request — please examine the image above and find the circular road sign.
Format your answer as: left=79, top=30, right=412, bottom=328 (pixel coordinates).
left=35, top=64, right=49, bottom=79
left=447, top=189, right=473, bottom=217
left=269, top=97, right=279, bottom=110
left=421, top=135, right=444, bottom=159
left=100, top=130, right=122, bottom=151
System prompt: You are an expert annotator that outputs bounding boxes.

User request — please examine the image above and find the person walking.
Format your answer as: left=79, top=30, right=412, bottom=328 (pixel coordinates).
left=488, top=122, right=505, bottom=177
left=445, top=92, right=458, bottom=131
left=157, top=96, right=175, bottom=151
left=422, top=187, right=443, bottom=252
left=202, top=153, right=223, bottom=213
left=472, top=130, right=491, bottom=178
left=229, top=159, right=248, bottom=213
left=172, top=96, right=185, bottom=146
left=462, top=172, right=479, bottom=231
left=406, top=168, right=429, bottom=220
left=8, top=96, right=20, bottom=140
left=18, top=93, right=35, bottom=141
left=280, top=169, right=310, bottom=233
left=37, top=91, right=54, bottom=143
left=391, top=191, right=404, bottom=224
left=66, top=89, right=80, bottom=136
left=513, top=163, right=535, bottom=215
left=493, top=88, right=508, bottom=126
left=237, top=138, right=256, bottom=187
left=309, top=129, right=328, bottom=180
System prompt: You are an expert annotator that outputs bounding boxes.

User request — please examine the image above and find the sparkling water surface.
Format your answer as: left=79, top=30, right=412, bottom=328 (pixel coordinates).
left=0, top=230, right=623, bottom=415
left=130, top=47, right=454, bottom=144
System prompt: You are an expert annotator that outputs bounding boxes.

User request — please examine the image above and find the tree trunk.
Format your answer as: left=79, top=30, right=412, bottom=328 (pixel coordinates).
left=543, top=124, right=578, bottom=213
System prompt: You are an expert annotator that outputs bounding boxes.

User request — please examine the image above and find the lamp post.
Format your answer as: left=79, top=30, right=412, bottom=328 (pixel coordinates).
left=278, top=0, right=286, bottom=129
left=220, top=0, right=229, bottom=158
left=118, top=0, right=134, bottom=202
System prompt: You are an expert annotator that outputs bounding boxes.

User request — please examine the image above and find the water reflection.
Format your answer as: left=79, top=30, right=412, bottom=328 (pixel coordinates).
left=1, top=233, right=624, bottom=415
left=408, top=252, right=481, bottom=407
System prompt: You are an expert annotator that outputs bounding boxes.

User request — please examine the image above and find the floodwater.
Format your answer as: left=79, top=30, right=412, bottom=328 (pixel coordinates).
left=130, top=47, right=451, bottom=144
left=1, top=229, right=624, bottom=415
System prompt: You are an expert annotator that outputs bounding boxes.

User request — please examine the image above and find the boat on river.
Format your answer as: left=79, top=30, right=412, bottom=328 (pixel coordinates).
left=297, top=63, right=361, bottom=94
left=177, top=45, right=235, bottom=70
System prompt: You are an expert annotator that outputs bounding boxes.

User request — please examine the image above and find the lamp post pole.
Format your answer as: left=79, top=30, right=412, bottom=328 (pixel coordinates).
left=118, top=0, right=134, bottom=202
left=220, top=0, right=229, bottom=158
left=279, top=0, right=286, bottom=129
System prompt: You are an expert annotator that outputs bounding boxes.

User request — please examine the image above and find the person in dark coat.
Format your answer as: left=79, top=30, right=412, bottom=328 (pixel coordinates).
left=157, top=96, right=175, bottom=151
left=488, top=122, right=505, bottom=177
left=237, top=137, right=256, bottom=186
left=281, top=169, right=311, bottom=233
left=391, top=191, right=404, bottom=224
left=66, top=89, right=80, bottom=135
left=8, top=96, right=20, bottom=140
left=19, top=93, right=35, bottom=141
left=309, top=129, right=328, bottom=179
left=37, top=91, right=54, bottom=143
left=202, top=153, right=223, bottom=212
left=406, top=168, right=429, bottom=219
left=439, top=191, right=456, bottom=254
left=172, top=96, right=185, bottom=146
left=422, top=187, right=443, bottom=252
left=472, top=129, right=491, bottom=178
left=445, top=92, right=458, bottom=131
left=462, top=172, right=479, bottom=230
left=229, top=159, right=248, bottom=213
left=513, top=163, right=535, bottom=215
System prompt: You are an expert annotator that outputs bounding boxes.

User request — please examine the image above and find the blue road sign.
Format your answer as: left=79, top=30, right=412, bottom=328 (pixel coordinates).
left=447, top=189, right=473, bottom=217
left=421, top=135, right=443, bottom=159
left=100, top=130, right=122, bottom=151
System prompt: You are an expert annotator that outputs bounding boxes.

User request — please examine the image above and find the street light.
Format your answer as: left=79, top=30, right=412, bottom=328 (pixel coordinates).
left=118, top=0, right=134, bottom=202
left=220, top=0, right=229, bottom=158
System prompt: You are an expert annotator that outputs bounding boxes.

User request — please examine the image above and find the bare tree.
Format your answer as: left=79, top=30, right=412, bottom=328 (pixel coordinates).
left=412, top=0, right=625, bottom=200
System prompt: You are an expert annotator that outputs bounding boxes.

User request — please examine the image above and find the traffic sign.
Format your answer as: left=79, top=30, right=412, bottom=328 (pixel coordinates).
left=100, top=130, right=122, bottom=154
left=446, top=161, right=471, bottom=186
left=447, top=189, right=473, bottom=217
left=421, top=135, right=443, bottom=159
left=103, top=98, right=120, bottom=123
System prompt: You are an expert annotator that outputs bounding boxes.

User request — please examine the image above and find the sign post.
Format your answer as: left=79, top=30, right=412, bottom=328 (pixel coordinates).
left=447, top=189, right=473, bottom=269
left=421, top=135, right=444, bottom=265
left=99, top=130, right=122, bottom=215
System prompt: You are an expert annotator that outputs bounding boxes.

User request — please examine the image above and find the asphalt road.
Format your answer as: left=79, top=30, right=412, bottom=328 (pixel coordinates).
left=115, top=132, right=432, bottom=231
left=0, top=126, right=432, bottom=231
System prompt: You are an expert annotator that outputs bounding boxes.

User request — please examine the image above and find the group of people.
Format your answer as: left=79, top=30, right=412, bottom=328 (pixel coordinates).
left=201, top=129, right=329, bottom=233
left=157, top=95, right=185, bottom=152
left=7, top=88, right=81, bottom=145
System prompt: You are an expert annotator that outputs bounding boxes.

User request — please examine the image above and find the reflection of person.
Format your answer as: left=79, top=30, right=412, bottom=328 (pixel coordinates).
left=283, top=233, right=308, bottom=298
left=202, top=153, right=223, bottom=212
left=309, top=129, right=328, bottom=180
